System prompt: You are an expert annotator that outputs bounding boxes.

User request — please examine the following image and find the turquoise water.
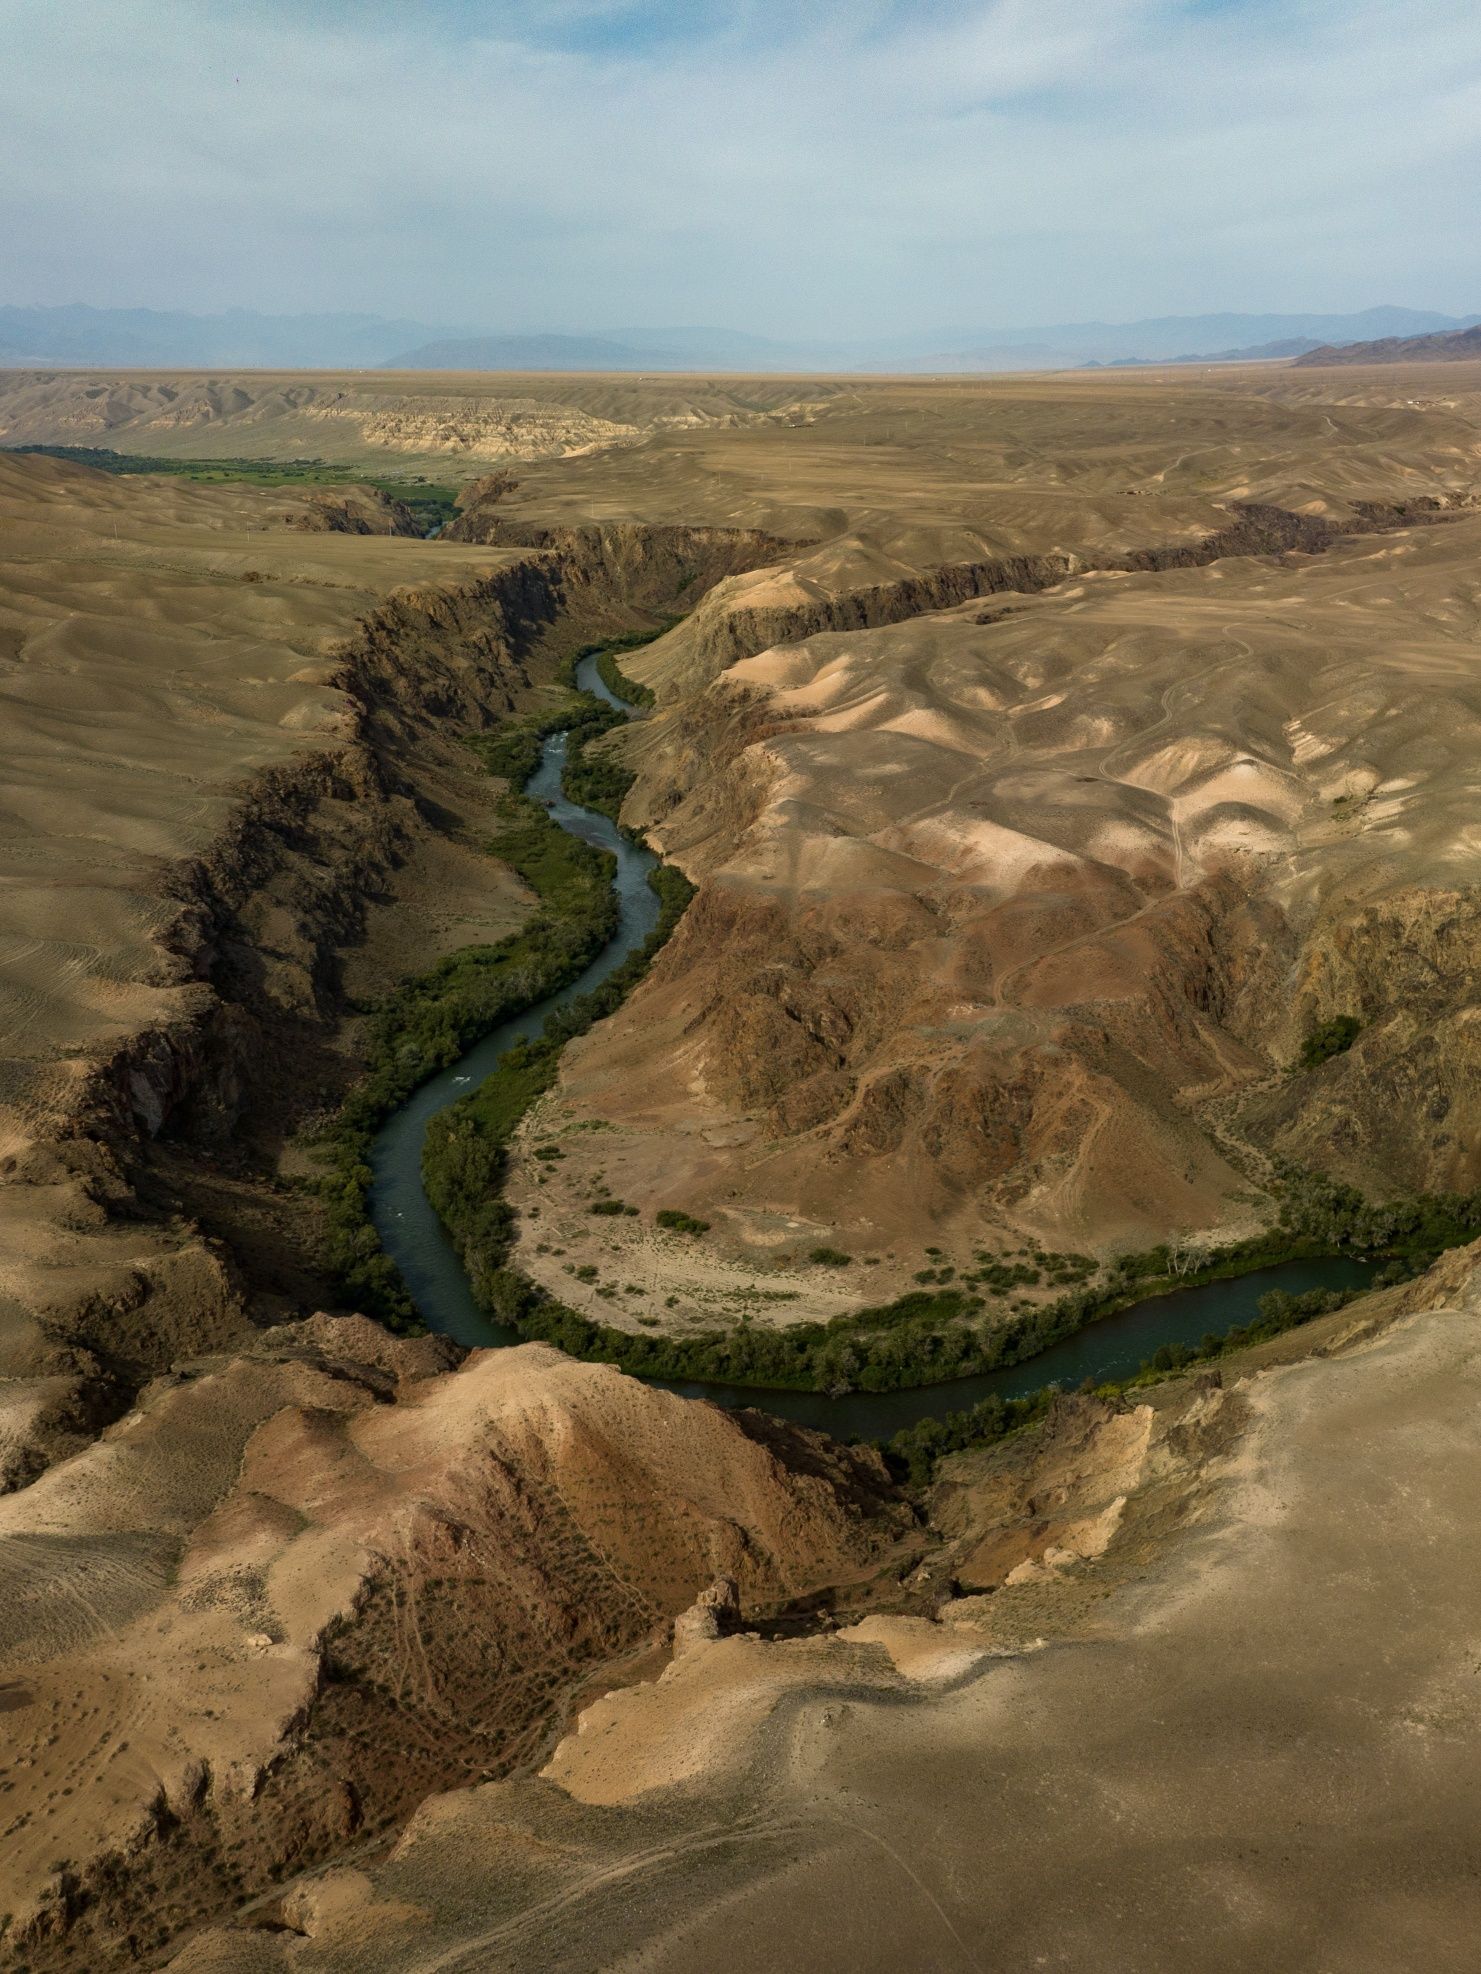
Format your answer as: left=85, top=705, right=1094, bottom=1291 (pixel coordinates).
left=368, top=660, right=1374, bottom=1438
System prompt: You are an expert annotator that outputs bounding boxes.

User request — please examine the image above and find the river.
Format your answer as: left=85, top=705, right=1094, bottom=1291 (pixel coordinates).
left=368, top=655, right=1373, bottom=1440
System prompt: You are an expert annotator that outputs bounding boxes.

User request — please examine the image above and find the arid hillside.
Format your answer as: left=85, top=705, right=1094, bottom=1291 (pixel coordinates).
left=492, top=370, right=1481, bottom=1325
left=0, top=371, right=848, bottom=472
left=1295, top=324, right=1481, bottom=366
left=0, top=1321, right=908, bottom=1966
left=166, top=1249, right=1481, bottom=1974
left=3, top=367, right=1481, bottom=1967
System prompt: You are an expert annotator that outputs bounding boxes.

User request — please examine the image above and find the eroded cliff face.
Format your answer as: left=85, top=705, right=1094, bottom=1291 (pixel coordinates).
left=162, top=1249, right=1481, bottom=1974
left=0, top=371, right=851, bottom=470
left=7, top=375, right=1481, bottom=1968
left=510, top=505, right=1481, bottom=1318
left=0, top=458, right=789, bottom=1486
left=1, top=557, right=555, bottom=1442
left=0, top=1325, right=911, bottom=1969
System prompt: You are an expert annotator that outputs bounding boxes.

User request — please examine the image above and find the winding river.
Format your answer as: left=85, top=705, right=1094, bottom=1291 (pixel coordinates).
left=369, top=656, right=1374, bottom=1439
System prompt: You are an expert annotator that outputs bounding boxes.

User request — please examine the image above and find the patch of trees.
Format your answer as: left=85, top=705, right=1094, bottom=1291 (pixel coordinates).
left=582, top=627, right=664, bottom=708
left=442, top=1163, right=1481, bottom=1403
left=1299, top=1014, right=1362, bottom=1069
left=9, top=444, right=459, bottom=534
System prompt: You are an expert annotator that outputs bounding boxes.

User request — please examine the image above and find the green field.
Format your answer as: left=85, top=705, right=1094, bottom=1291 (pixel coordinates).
left=5, top=443, right=461, bottom=535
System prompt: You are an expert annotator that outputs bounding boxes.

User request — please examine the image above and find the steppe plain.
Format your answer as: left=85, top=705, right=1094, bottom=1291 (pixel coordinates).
left=0, top=360, right=1479, bottom=1968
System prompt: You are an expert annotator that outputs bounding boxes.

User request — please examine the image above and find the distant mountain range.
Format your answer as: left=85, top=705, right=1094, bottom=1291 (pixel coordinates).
left=934, top=307, right=1480, bottom=370
left=1293, top=322, right=1481, bottom=366
left=1083, top=336, right=1327, bottom=368
left=2, top=302, right=1478, bottom=374
left=0, top=304, right=447, bottom=369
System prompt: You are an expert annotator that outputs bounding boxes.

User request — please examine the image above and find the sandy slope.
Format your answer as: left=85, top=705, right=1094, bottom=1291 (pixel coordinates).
left=0, top=1325, right=908, bottom=1964
left=166, top=1255, right=1481, bottom=1974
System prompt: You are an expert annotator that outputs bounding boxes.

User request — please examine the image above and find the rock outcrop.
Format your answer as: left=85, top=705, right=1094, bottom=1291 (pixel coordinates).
left=510, top=502, right=1481, bottom=1319
left=0, top=1326, right=909, bottom=1968
left=672, top=1573, right=743, bottom=1652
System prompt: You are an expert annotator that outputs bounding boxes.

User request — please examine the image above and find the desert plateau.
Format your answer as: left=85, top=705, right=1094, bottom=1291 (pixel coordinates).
left=0, top=339, right=1479, bottom=1971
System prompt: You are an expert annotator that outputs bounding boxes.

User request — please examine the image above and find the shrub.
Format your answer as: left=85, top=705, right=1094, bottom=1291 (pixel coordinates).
left=1299, top=1014, right=1362, bottom=1069
left=656, top=1208, right=711, bottom=1234
left=808, top=1246, right=851, bottom=1266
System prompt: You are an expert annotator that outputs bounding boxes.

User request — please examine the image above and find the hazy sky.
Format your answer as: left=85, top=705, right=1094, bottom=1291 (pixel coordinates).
left=4, top=0, right=1478, bottom=334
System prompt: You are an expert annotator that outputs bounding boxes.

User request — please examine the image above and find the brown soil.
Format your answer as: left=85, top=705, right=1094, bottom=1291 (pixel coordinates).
left=5, top=365, right=1481, bottom=1966
left=0, top=1323, right=912, bottom=1967
left=166, top=1249, right=1481, bottom=1974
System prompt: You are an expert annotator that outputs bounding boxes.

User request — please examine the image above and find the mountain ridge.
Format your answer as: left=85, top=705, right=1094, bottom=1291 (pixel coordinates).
left=1294, top=321, right=1481, bottom=366
left=3, top=302, right=1478, bottom=373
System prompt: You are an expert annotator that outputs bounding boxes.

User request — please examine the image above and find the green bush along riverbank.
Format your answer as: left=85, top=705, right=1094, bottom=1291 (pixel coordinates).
left=311, top=686, right=635, bottom=1325
left=311, top=639, right=1480, bottom=1463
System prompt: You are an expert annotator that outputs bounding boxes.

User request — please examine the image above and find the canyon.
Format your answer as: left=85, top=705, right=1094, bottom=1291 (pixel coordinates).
left=1, top=359, right=1480, bottom=1966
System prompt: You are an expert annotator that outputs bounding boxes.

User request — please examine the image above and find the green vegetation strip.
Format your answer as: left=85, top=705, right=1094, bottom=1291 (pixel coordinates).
left=587, top=628, right=662, bottom=707
left=312, top=632, right=1481, bottom=1454
left=421, top=862, right=693, bottom=1306
left=312, top=627, right=680, bottom=1326
left=312, top=703, right=630, bottom=1326
left=6, top=443, right=460, bottom=534
left=1300, top=1013, right=1362, bottom=1069
left=439, top=1105, right=1481, bottom=1399
left=883, top=1266, right=1409, bottom=1487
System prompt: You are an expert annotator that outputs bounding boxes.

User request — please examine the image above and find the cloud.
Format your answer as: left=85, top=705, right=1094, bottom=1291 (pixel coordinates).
left=2, top=0, right=1478, bottom=333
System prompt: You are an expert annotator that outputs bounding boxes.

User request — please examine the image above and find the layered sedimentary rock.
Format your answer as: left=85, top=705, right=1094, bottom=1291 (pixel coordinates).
left=0, top=1323, right=907, bottom=1966
left=166, top=1249, right=1481, bottom=1974
left=0, top=371, right=848, bottom=470
left=512, top=504, right=1481, bottom=1318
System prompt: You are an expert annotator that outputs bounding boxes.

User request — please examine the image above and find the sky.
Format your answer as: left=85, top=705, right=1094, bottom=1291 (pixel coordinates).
left=3, top=0, right=1479, bottom=337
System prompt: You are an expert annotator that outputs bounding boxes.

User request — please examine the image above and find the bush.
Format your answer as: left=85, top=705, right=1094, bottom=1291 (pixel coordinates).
left=656, top=1208, right=711, bottom=1234
left=589, top=1198, right=638, bottom=1217
left=1299, top=1014, right=1362, bottom=1069
left=808, top=1246, right=851, bottom=1266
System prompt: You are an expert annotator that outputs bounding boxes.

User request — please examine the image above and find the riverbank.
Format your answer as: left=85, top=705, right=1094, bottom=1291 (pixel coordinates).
left=362, top=655, right=1481, bottom=1433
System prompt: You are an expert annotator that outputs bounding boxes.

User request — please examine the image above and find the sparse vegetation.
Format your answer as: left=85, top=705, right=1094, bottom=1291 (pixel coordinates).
left=311, top=644, right=1480, bottom=1420
left=883, top=1259, right=1429, bottom=1487
left=421, top=858, right=695, bottom=1305
left=455, top=1164, right=1481, bottom=1399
